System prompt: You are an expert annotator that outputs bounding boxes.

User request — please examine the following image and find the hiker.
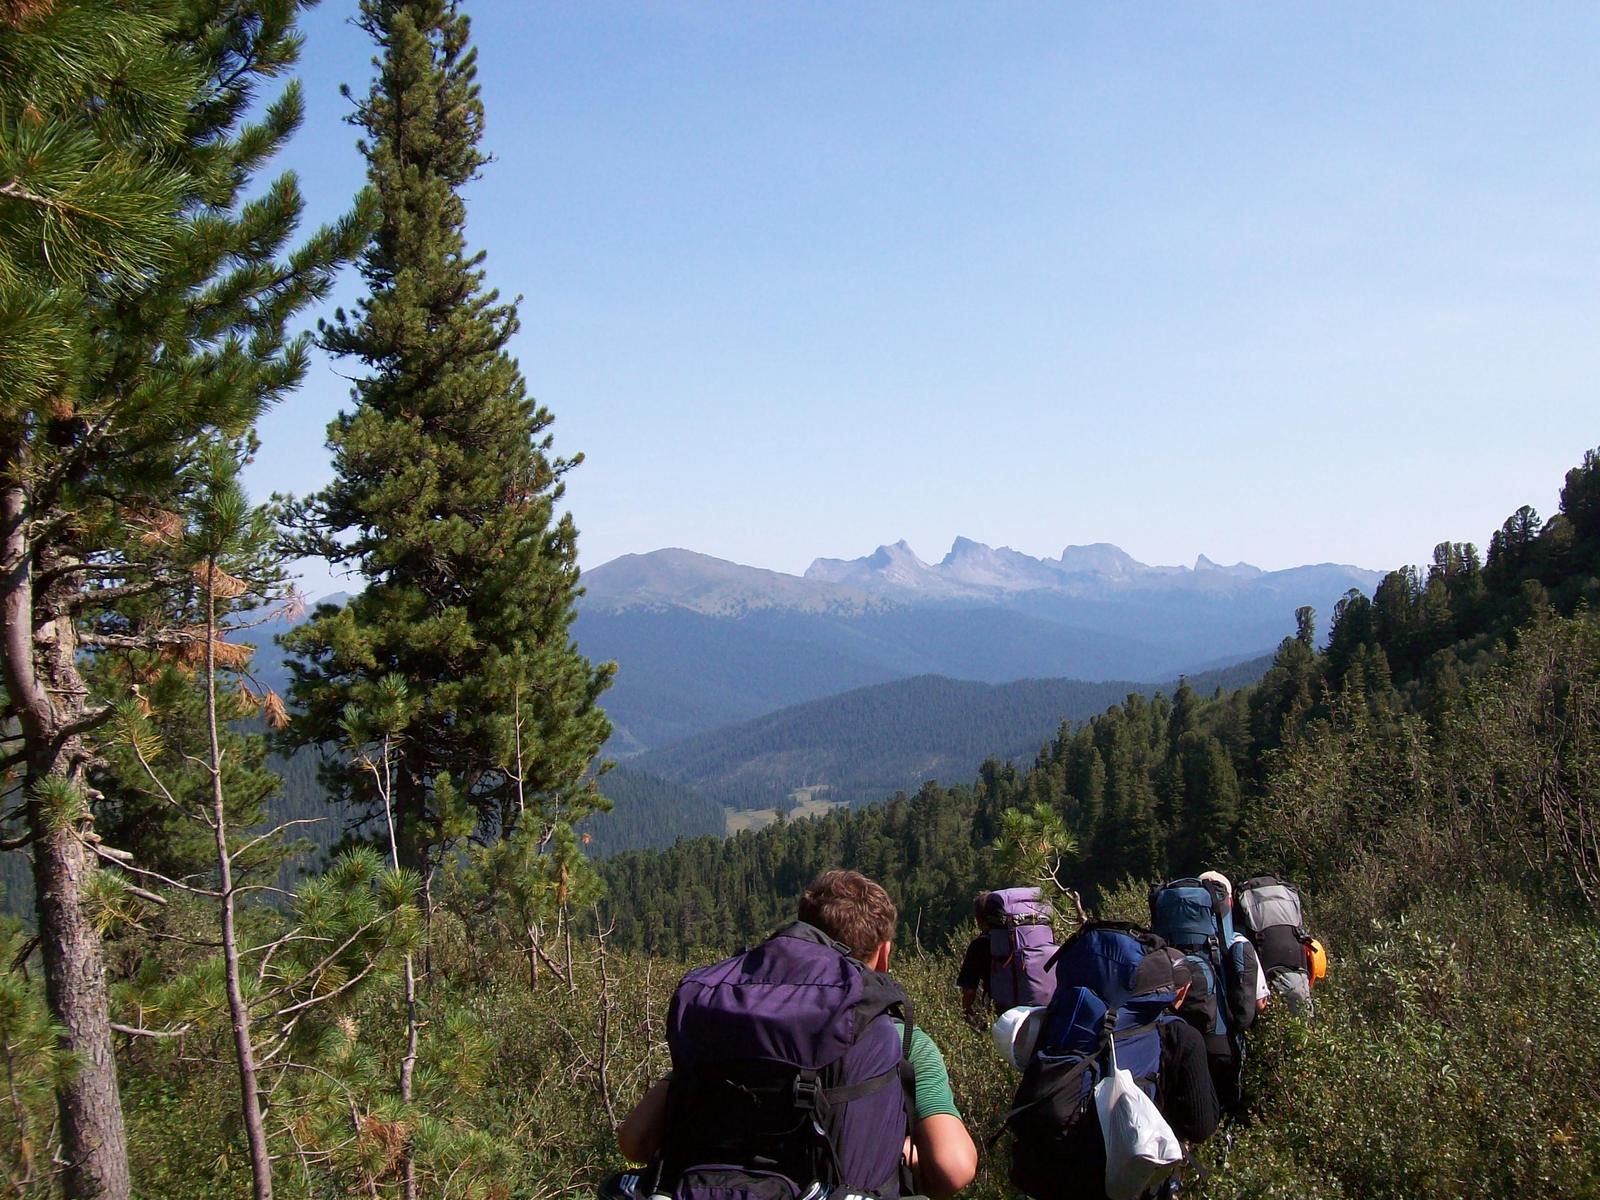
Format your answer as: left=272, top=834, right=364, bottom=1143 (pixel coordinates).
left=957, top=892, right=994, bottom=1019
left=615, top=870, right=978, bottom=1200
left=1233, top=874, right=1325, bottom=1016
left=1148, top=872, right=1265, bottom=1112
left=995, top=922, right=1219, bottom=1200
left=1197, top=871, right=1271, bottom=1021
left=958, top=887, right=1058, bottom=1020
left=1155, top=949, right=1223, bottom=1150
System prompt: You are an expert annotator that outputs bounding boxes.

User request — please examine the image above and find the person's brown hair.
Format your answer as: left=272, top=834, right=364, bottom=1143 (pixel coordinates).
left=798, top=870, right=898, bottom=960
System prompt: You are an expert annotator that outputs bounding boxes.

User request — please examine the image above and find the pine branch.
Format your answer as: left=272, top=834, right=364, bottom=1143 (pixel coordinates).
left=78, top=631, right=193, bottom=653
left=82, top=843, right=219, bottom=898
left=249, top=910, right=403, bottom=1010
left=266, top=956, right=385, bottom=1020
left=0, top=179, right=118, bottom=224
left=55, top=703, right=115, bottom=740
left=66, top=580, right=167, bottom=611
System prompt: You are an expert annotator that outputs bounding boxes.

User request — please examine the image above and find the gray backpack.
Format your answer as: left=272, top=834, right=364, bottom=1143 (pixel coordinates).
left=1235, top=875, right=1314, bottom=1015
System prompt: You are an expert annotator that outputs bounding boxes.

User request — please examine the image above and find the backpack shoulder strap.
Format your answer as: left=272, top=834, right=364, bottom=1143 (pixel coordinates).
left=857, top=967, right=914, bottom=1057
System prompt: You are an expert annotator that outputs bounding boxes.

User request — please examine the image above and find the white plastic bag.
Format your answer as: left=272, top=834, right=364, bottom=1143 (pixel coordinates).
left=1094, top=1037, right=1183, bottom=1200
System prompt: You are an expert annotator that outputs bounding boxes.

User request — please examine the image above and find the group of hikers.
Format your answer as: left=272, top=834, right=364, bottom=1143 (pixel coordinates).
left=606, top=867, right=1325, bottom=1200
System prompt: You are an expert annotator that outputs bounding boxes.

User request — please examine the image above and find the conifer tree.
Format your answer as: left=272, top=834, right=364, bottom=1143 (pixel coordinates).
left=1, top=6, right=198, bottom=1193
left=108, top=446, right=424, bottom=1198
left=2, top=3, right=367, bottom=1193
left=282, top=0, right=613, bottom=880
left=140, top=440, right=286, bottom=1199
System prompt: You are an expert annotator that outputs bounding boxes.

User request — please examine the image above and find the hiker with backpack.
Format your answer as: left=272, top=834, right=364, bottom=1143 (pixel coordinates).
left=614, top=870, right=979, bottom=1200
left=1233, top=874, right=1326, bottom=1017
left=1147, top=872, right=1265, bottom=1112
left=957, top=887, right=1058, bottom=1021
left=994, top=923, right=1220, bottom=1200
left=1196, top=871, right=1271, bottom=1023
left=957, top=893, right=995, bottom=1020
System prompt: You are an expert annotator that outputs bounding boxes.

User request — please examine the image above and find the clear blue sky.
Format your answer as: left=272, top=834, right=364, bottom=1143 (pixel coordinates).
left=249, top=1, right=1600, bottom=600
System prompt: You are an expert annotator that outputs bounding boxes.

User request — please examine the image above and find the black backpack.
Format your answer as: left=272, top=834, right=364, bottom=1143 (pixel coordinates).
left=996, top=923, right=1183, bottom=1200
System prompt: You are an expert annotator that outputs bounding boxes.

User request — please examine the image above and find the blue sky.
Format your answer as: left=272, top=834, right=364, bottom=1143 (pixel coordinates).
left=250, top=2, right=1600, bottom=600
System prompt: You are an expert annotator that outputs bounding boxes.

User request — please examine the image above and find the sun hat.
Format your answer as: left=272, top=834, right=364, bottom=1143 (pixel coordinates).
left=991, top=1005, right=1048, bottom=1070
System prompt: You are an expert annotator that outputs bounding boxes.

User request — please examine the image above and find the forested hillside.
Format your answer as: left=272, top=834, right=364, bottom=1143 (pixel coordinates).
left=588, top=767, right=727, bottom=856
left=616, top=657, right=1272, bottom=817
left=599, top=450, right=1600, bottom=957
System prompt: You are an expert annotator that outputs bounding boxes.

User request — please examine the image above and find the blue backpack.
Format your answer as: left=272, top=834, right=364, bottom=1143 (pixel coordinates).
left=646, top=923, right=916, bottom=1200
left=997, top=922, right=1182, bottom=1200
left=1148, top=878, right=1251, bottom=1047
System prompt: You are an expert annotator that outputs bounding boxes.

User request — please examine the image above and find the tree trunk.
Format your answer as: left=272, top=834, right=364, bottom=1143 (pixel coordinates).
left=204, top=579, right=273, bottom=1200
left=377, top=737, right=419, bottom=1200
left=564, top=908, right=576, bottom=995
left=1, top=470, right=131, bottom=1200
left=399, top=953, right=418, bottom=1200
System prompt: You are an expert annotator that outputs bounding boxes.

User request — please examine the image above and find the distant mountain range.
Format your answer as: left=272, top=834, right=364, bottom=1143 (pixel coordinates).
left=807, top=537, right=1322, bottom=597
left=197, top=537, right=1373, bottom=863
left=578, top=540, right=1379, bottom=752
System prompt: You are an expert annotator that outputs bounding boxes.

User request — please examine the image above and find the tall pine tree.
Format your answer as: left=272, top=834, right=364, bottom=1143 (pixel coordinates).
left=3, top=2, right=368, bottom=1193
left=1, top=7, right=198, bottom=1192
left=282, top=0, right=612, bottom=882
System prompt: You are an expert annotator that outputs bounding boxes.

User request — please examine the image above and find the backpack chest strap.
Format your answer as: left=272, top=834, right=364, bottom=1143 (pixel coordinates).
left=809, top=1063, right=903, bottom=1108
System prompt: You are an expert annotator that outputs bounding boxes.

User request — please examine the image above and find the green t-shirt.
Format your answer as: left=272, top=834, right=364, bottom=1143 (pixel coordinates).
left=894, top=1022, right=960, bottom=1120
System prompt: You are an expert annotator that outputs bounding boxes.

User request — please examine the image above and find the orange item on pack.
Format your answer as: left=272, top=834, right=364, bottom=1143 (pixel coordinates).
left=1306, top=937, right=1328, bottom=983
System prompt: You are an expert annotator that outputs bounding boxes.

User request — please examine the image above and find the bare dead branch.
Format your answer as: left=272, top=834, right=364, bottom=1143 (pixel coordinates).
left=229, top=817, right=326, bottom=863
left=110, top=1021, right=192, bottom=1040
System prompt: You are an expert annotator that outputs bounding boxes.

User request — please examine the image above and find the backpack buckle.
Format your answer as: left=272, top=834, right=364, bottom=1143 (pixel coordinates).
left=792, top=1071, right=822, bottom=1110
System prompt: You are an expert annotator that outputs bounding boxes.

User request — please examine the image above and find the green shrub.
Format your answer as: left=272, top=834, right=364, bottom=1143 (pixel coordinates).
left=1202, top=891, right=1600, bottom=1200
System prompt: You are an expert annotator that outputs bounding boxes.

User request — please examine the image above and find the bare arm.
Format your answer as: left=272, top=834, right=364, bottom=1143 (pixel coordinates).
left=912, top=1113, right=978, bottom=1200
left=617, top=1079, right=670, bottom=1165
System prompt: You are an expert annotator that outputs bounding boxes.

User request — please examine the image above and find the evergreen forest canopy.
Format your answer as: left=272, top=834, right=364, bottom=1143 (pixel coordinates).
left=0, top=2, right=1597, bottom=1199
left=587, top=655, right=1273, bottom=853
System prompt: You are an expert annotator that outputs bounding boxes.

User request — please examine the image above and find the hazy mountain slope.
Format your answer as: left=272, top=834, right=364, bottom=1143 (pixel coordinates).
left=621, top=656, right=1273, bottom=814
left=582, top=548, right=883, bottom=615
left=578, top=543, right=1377, bottom=752
left=573, top=608, right=900, bottom=750
left=575, top=604, right=1171, bottom=750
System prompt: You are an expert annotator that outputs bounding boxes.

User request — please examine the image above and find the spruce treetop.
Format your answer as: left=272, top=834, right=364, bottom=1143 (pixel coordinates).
left=282, top=0, right=612, bottom=873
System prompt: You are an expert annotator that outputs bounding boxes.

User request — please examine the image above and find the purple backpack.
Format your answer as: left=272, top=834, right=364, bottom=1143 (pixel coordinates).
left=647, top=923, right=915, bottom=1200
left=984, top=887, right=1059, bottom=1011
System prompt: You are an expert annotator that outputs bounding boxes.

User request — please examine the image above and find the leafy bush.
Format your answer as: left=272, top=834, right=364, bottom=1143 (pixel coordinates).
left=1205, top=892, right=1600, bottom=1200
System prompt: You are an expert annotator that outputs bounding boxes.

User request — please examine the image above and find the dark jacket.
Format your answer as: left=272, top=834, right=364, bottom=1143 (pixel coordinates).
left=1156, top=1018, right=1221, bottom=1144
